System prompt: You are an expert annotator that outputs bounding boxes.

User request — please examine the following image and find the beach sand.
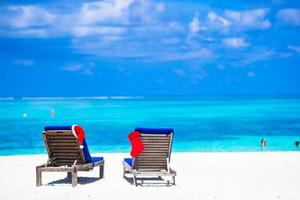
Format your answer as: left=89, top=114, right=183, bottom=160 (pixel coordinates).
left=0, top=152, right=299, bottom=200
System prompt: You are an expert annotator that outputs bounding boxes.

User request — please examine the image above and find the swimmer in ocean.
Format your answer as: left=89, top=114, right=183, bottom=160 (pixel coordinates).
left=50, top=108, right=56, bottom=117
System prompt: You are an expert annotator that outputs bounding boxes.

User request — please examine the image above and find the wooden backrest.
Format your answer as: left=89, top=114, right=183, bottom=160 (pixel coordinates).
left=43, top=130, right=86, bottom=167
left=132, top=133, right=173, bottom=171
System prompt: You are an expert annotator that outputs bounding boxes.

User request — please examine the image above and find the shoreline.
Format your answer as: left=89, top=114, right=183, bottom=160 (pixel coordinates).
left=1, top=150, right=299, bottom=157
left=1, top=152, right=300, bottom=200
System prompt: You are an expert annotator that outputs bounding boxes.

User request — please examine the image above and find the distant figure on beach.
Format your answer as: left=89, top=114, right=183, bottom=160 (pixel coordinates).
left=50, top=108, right=56, bottom=117
left=294, top=141, right=300, bottom=148
left=261, top=138, right=267, bottom=150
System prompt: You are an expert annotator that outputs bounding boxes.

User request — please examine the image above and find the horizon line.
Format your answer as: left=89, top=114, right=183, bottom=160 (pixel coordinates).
left=1, top=94, right=300, bottom=101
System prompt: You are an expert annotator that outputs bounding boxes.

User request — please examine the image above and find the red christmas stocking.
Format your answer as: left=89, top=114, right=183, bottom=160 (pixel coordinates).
left=128, top=131, right=144, bottom=158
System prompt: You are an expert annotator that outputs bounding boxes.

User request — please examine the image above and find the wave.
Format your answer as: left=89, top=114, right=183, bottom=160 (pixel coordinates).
left=109, top=96, right=144, bottom=100
left=0, top=97, right=14, bottom=100
left=20, top=96, right=145, bottom=100
left=21, top=96, right=110, bottom=100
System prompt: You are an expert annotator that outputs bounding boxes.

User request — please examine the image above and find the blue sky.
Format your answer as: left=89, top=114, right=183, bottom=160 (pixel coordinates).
left=0, top=0, right=300, bottom=97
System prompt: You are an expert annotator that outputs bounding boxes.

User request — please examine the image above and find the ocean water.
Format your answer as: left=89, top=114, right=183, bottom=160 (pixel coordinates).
left=0, top=96, right=300, bottom=155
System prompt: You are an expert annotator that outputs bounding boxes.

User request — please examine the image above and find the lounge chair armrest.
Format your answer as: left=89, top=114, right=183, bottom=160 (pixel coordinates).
left=169, top=167, right=177, bottom=176
left=92, top=159, right=104, bottom=167
left=72, top=160, right=78, bottom=168
left=122, top=160, right=132, bottom=170
left=36, top=164, right=47, bottom=168
left=45, top=158, right=50, bottom=167
left=122, top=160, right=137, bottom=176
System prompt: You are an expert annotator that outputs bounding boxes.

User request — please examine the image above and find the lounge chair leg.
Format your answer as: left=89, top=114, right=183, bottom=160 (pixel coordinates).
left=71, top=170, right=77, bottom=187
left=133, top=176, right=137, bottom=186
left=173, top=176, right=176, bottom=185
left=123, top=167, right=126, bottom=178
left=99, top=164, right=104, bottom=179
left=36, top=167, right=42, bottom=186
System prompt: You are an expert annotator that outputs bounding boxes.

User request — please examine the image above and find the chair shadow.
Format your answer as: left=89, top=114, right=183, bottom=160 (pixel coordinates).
left=123, top=175, right=173, bottom=187
left=47, top=176, right=101, bottom=186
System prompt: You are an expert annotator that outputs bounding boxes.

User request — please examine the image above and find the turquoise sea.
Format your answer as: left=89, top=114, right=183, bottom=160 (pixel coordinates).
left=0, top=96, right=300, bottom=155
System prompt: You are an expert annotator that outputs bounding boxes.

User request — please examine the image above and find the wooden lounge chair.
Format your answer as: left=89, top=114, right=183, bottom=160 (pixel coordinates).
left=123, top=128, right=176, bottom=186
left=36, top=126, right=104, bottom=187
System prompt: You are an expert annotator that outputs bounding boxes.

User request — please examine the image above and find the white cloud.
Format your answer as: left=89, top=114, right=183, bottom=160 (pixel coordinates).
left=246, top=71, right=256, bottom=78
left=73, top=0, right=166, bottom=38
left=189, top=68, right=207, bottom=84
left=62, top=64, right=82, bottom=72
left=0, top=5, right=56, bottom=37
left=173, top=68, right=185, bottom=77
left=288, top=45, right=300, bottom=54
left=132, top=22, right=184, bottom=36
left=162, top=37, right=180, bottom=45
left=61, top=63, right=94, bottom=75
left=156, top=2, right=165, bottom=12
left=203, top=8, right=270, bottom=33
left=194, top=70, right=207, bottom=80
left=189, top=12, right=201, bottom=33
left=78, top=0, right=134, bottom=25
left=13, top=59, right=35, bottom=66
left=169, top=21, right=184, bottom=32
left=206, top=12, right=230, bottom=29
left=173, top=67, right=207, bottom=84
left=217, top=64, right=225, bottom=70
left=161, top=49, right=212, bottom=61
left=0, top=0, right=166, bottom=38
left=72, top=34, right=212, bottom=60
left=223, top=37, right=249, bottom=48
left=72, top=39, right=150, bottom=59
left=129, top=0, right=165, bottom=24
left=186, top=12, right=206, bottom=46
left=71, top=26, right=126, bottom=37
left=0, top=2, right=275, bottom=63
left=100, top=35, right=124, bottom=42
left=277, top=9, right=300, bottom=26
left=0, top=5, right=57, bottom=38
left=237, top=48, right=291, bottom=66
left=6, top=5, right=57, bottom=28
left=2, top=28, right=49, bottom=38
left=224, top=8, right=271, bottom=30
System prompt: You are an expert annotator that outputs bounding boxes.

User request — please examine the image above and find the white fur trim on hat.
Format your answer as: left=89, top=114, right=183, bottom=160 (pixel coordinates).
left=71, top=124, right=78, bottom=138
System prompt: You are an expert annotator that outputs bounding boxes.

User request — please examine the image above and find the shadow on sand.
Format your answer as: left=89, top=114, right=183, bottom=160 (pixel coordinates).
left=123, top=175, right=174, bottom=187
left=47, top=176, right=101, bottom=186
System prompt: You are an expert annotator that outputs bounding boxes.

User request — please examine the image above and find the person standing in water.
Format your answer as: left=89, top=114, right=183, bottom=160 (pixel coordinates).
left=261, top=138, right=267, bottom=150
left=50, top=108, right=56, bottom=117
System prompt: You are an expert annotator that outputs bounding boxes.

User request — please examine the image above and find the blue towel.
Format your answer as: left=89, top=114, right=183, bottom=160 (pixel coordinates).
left=124, top=158, right=132, bottom=166
left=91, top=157, right=104, bottom=163
left=44, top=126, right=72, bottom=131
left=135, top=127, right=174, bottom=134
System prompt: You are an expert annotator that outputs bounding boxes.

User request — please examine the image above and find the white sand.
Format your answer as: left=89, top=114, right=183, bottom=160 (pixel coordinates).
left=0, top=152, right=299, bottom=200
